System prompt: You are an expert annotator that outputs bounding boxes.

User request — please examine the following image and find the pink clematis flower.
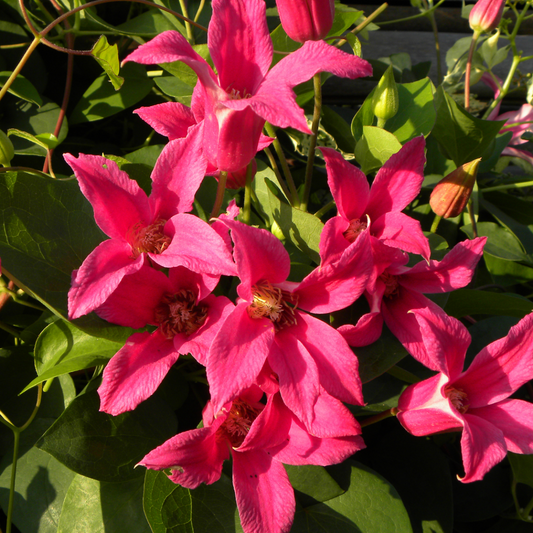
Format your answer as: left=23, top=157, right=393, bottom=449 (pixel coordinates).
left=65, top=126, right=236, bottom=320
left=482, top=73, right=533, bottom=166
left=123, top=0, right=372, bottom=173
left=396, top=307, right=533, bottom=482
left=95, top=265, right=234, bottom=415
left=140, top=385, right=365, bottom=533
left=339, top=237, right=487, bottom=368
left=319, top=136, right=431, bottom=265
left=207, top=219, right=372, bottom=432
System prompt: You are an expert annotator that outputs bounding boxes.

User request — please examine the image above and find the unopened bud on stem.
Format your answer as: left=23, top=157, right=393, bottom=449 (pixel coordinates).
left=469, top=0, right=505, bottom=34
left=430, top=158, right=481, bottom=218
left=372, top=65, right=399, bottom=128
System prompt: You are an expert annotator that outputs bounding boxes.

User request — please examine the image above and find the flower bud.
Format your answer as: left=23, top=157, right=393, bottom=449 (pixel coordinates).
left=372, top=65, right=399, bottom=124
left=221, top=159, right=258, bottom=190
left=276, top=0, right=335, bottom=43
left=469, top=0, right=505, bottom=34
left=0, top=129, right=14, bottom=167
left=430, top=158, right=481, bottom=218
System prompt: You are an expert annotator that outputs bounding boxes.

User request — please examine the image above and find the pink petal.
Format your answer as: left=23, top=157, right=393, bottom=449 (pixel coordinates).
left=149, top=124, right=207, bottom=220
left=469, top=399, right=533, bottom=454
left=297, top=228, right=372, bottom=314
left=372, top=211, right=430, bottom=260
left=168, top=264, right=220, bottom=302
left=498, top=104, right=533, bottom=144
left=365, top=136, right=426, bottom=221
left=454, top=312, right=533, bottom=407
left=400, top=237, right=486, bottom=294
left=397, top=407, right=464, bottom=437
left=269, top=330, right=320, bottom=431
left=318, top=217, right=350, bottom=266
left=64, top=153, right=152, bottom=240
left=176, top=294, right=235, bottom=366
left=224, top=219, right=291, bottom=297
left=502, top=146, right=533, bottom=167
left=98, top=331, right=179, bottom=415
left=232, top=450, right=295, bottom=533
left=68, top=239, right=144, bottom=319
left=207, top=303, right=273, bottom=413
left=139, top=419, right=229, bottom=488
left=134, top=102, right=196, bottom=140
left=410, top=307, right=470, bottom=377
left=209, top=0, right=272, bottom=95
left=459, top=413, right=507, bottom=483
left=95, top=265, right=170, bottom=328
left=320, top=146, right=369, bottom=222
left=296, top=312, right=363, bottom=405
left=154, top=214, right=236, bottom=276
left=338, top=311, right=383, bottom=348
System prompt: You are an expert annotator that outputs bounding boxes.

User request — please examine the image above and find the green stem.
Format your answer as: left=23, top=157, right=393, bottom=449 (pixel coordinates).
left=194, top=0, right=206, bottom=23
left=0, top=320, right=22, bottom=338
left=465, top=31, right=480, bottom=113
left=430, top=214, right=442, bottom=233
left=178, top=0, right=194, bottom=43
left=264, top=123, right=300, bottom=207
left=481, top=180, right=533, bottom=193
left=314, top=200, right=335, bottom=219
left=377, top=0, right=445, bottom=25
left=243, top=161, right=254, bottom=225
left=210, top=171, right=227, bottom=219
left=359, top=408, right=395, bottom=428
left=386, top=365, right=421, bottom=384
left=301, top=73, right=322, bottom=212
left=334, top=2, right=388, bottom=47
left=376, top=117, right=387, bottom=129
left=467, top=198, right=478, bottom=238
left=426, top=5, right=442, bottom=85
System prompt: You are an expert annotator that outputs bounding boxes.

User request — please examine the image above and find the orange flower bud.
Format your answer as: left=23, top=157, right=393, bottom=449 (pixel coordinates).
left=430, top=158, right=481, bottom=218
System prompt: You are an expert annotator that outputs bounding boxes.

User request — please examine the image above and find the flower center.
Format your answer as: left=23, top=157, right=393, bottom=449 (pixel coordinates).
left=154, top=290, right=208, bottom=339
left=227, top=87, right=251, bottom=100
left=130, top=219, right=171, bottom=257
left=380, top=272, right=400, bottom=298
left=343, top=218, right=368, bottom=243
left=218, top=399, right=262, bottom=448
left=247, top=281, right=299, bottom=330
left=445, top=386, right=469, bottom=414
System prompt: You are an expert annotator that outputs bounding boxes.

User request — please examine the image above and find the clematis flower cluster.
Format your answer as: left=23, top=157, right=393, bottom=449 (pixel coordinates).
left=62, top=0, right=533, bottom=530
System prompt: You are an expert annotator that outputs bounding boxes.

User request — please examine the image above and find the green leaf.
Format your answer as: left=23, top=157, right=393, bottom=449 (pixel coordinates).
left=57, top=475, right=150, bottom=533
left=0, top=171, right=105, bottom=315
left=508, top=453, right=533, bottom=490
left=36, top=389, right=177, bottom=482
left=321, top=106, right=356, bottom=154
left=265, top=180, right=323, bottom=264
left=22, top=319, right=124, bottom=392
left=90, top=35, right=124, bottom=90
left=143, top=470, right=243, bottom=533
left=354, top=126, right=402, bottom=175
left=432, top=87, right=505, bottom=166
left=461, top=222, right=528, bottom=262
left=384, top=78, right=436, bottom=143
left=154, top=76, right=194, bottom=103
left=484, top=254, right=533, bottom=286
left=0, top=71, right=42, bottom=106
left=293, top=461, right=412, bottom=533
left=70, top=62, right=153, bottom=124
left=8, top=128, right=59, bottom=150
left=351, top=89, right=375, bottom=142
left=115, top=10, right=177, bottom=36
left=356, top=325, right=408, bottom=383
left=285, top=465, right=344, bottom=507
left=445, top=289, right=533, bottom=318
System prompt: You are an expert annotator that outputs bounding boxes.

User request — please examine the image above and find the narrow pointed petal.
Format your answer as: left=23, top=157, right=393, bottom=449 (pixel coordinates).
left=502, top=146, right=533, bottom=166
left=297, top=229, right=372, bottom=314
left=320, top=146, right=370, bottom=221
left=209, top=0, right=271, bottom=94
left=338, top=311, right=383, bottom=348
left=177, top=294, right=234, bottom=366
left=400, top=238, right=486, bottom=294
left=411, top=307, right=469, bottom=377
left=123, top=31, right=222, bottom=97
left=98, top=331, right=179, bottom=415
left=318, top=217, right=350, bottom=265
left=95, top=265, right=170, bottom=328
left=154, top=214, right=236, bottom=276
left=398, top=407, right=464, bottom=437
left=470, top=400, right=533, bottom=454
left=149, top=124, right=207, bottom=220
left=460, top=414, right=507, bottom=483
left=454, top=312, right=533, bottom=407
left=64, top=153, right=152, bottom=240
left=68, top=239, right=144, bottom=319
left=269, top=331, right=320, bottom=430
left=134, top=102, right=196, bottom=140
left=139, top=420, right=229, bottom=488
left=372, top=211, right=430, bottom=260
left=233, top=450, right=295, bottom=533
left=207, top=303, right=273, bottom=413
left=365, top=136, right=426, bottom=221
left=297, top=313, right=363, bottom=405
left=224, top=219, right=291, bottom=295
